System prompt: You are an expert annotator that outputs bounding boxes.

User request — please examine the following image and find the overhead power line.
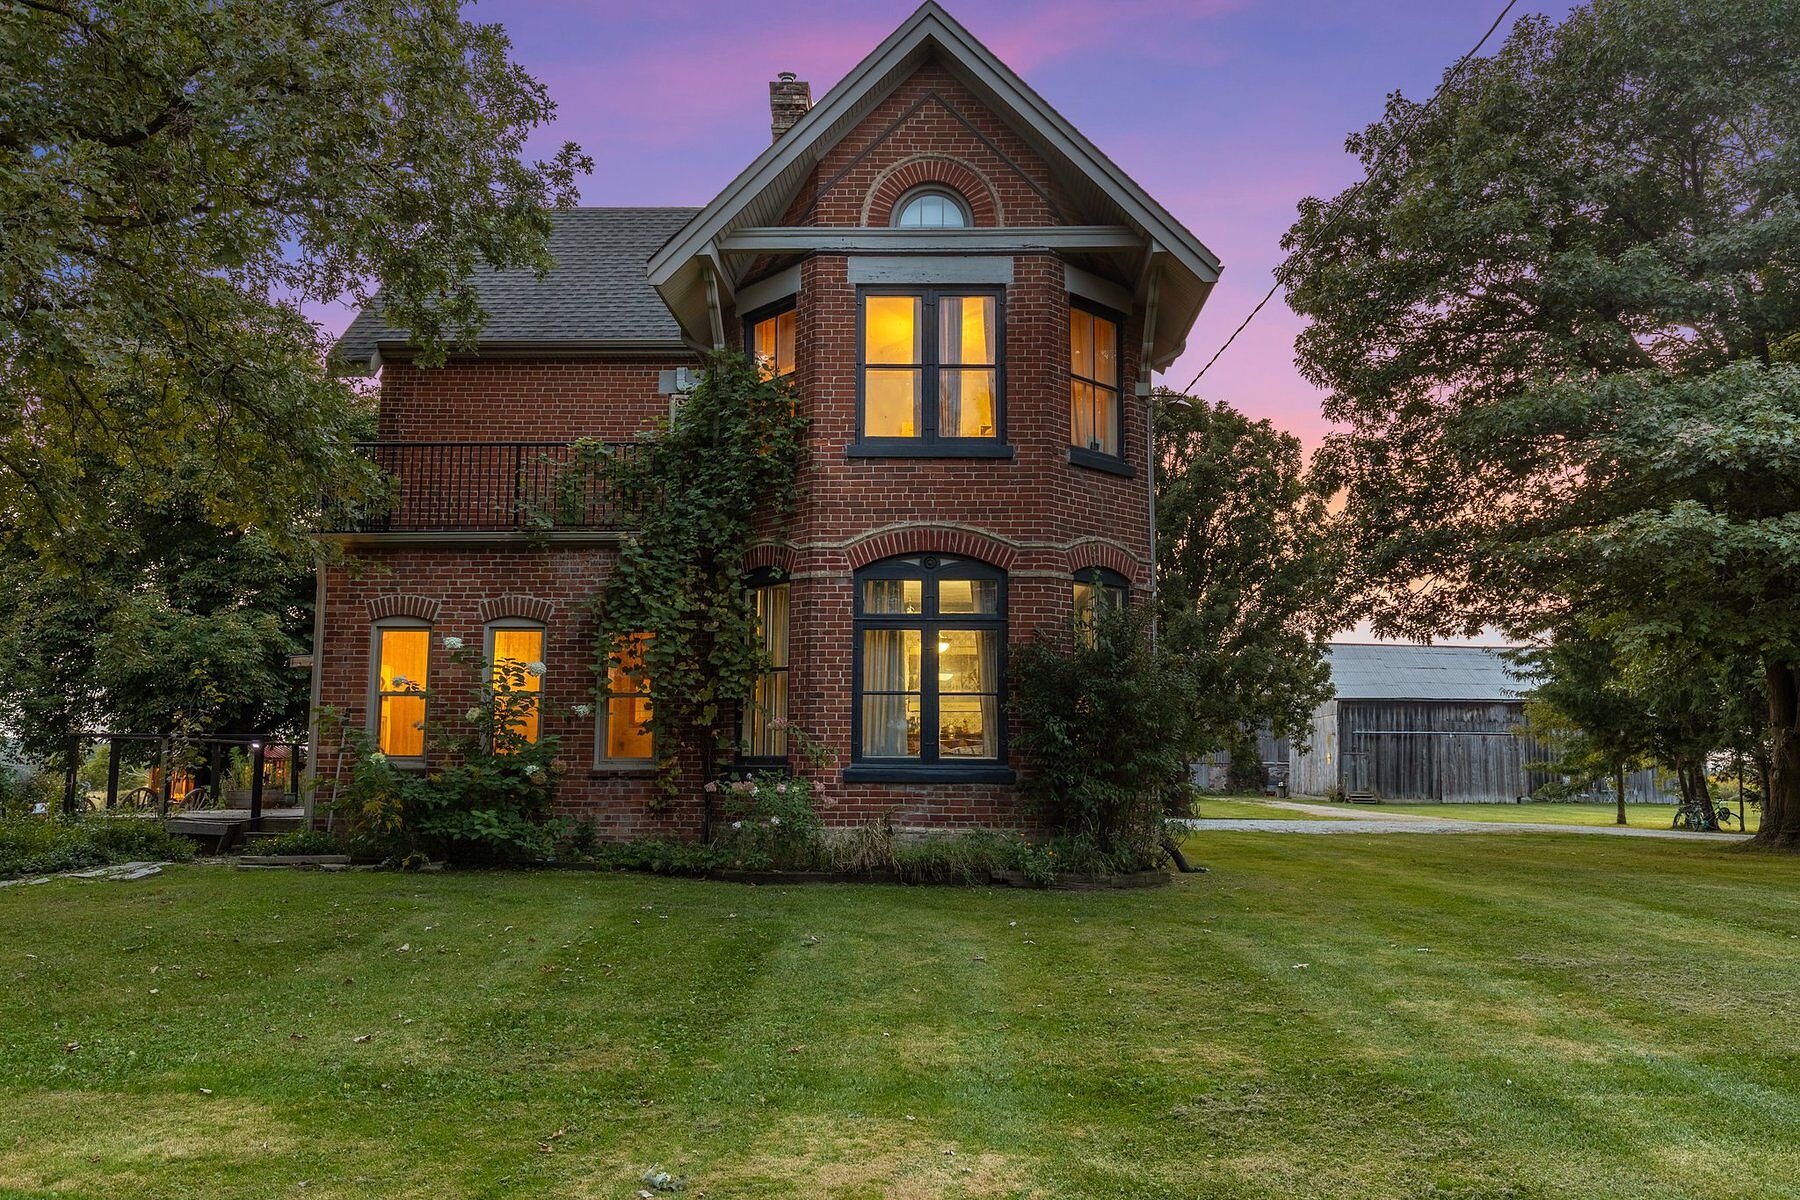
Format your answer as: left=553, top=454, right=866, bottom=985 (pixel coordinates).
left=1177, top=0, right=1520, bottom=396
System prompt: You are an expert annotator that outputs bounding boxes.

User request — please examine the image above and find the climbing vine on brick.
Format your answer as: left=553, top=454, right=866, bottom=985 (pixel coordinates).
left=577, top=350, right=807, bottom=810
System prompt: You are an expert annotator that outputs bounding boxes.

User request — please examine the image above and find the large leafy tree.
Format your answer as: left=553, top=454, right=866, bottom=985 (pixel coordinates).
left=0, top=455, right=314, bottom=769
left=1154, top=393, right=1338, bottom=765
left=1518, top=624, right=1763, bottom=828
left=1, top=0, right=589, bottom=560
left=1281, top=0, right=1800, bottom=845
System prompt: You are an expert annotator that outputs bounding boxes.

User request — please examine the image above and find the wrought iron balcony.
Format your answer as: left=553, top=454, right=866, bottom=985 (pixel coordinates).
left=323, top=440, right=635, bottom=534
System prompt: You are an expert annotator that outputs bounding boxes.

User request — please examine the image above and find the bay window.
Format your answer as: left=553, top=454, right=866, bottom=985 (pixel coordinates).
left=747, top=302, right=796, bottom=379
left=850, top=555, right=1009, bottom=780
left=1070, top=300, right=1123, bottom=465
left=1072, top=568, right=1130, bottom=647
left=856, top=288, right=1006, bottom=453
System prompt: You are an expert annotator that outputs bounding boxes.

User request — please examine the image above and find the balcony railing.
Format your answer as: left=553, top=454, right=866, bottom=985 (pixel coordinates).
left=323, top=441, right=635, bottom=534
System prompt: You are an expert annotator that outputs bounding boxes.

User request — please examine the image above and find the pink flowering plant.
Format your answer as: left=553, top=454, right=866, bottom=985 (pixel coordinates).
left=708, top=769, right=826, bottom=870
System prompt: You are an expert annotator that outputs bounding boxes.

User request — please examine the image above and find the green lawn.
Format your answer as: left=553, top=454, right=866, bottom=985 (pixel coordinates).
left=2, top=838, right=1797, bottom=1198
left=1188, top=794, right=1345, bottom=820
left=1352, top=800, right=1762, bottom=833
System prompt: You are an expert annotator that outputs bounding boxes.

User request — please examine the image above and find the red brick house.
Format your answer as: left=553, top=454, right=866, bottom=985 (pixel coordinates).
left=316, top=2, right=1221, bottom=839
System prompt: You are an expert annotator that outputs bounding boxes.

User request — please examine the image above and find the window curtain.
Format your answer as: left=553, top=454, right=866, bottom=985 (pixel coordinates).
left=862, top=629, right=915, bottom=757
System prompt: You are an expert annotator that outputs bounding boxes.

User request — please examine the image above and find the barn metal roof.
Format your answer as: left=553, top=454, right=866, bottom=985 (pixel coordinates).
left=1326, top=643, right=1535, bottom=702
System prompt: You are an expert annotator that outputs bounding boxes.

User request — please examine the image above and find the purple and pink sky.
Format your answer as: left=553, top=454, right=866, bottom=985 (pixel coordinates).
left=319, top=0, right=1571, bottom=452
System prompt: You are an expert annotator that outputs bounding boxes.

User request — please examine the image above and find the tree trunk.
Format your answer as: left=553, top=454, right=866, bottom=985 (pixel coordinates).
left=1753, top=660, right=1800, bottom=849
left=1676, top=757, right=1719, bottom=831
left=1614, top=762, right=1626, bottom=826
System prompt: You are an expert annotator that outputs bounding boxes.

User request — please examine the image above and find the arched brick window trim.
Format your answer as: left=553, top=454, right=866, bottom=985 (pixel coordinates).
left=863, top=155, right=1001, bottom=228
left=844, top=526, right=1020, bottom=572
left=477, top=595, right=555, bottom=625
left=1067, top=543, right=1146, bottom=586
left=365, top=594, right=440, bottom=624
left=741, top=543, right=798, bottom=577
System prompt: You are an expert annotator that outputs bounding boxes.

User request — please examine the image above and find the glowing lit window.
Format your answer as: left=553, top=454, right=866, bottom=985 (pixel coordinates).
left=1070, top=302, right=1122, bottom=458
left=600, top=634, right=654, bottom=763
left=1072, top=568, right=1129, bottom=647
left=859, top=289, right=1001, bottom=445
left=893, top=189, right=970, bottom=229
left=853, top=555, right=1005, bottom=765
left=373, top=625, right=429, bottom=758
left=747, top=304, right=796, bottom=378
left=741, top=573, right=790, bottom=760
left=487, top=625, right=544, bottom=747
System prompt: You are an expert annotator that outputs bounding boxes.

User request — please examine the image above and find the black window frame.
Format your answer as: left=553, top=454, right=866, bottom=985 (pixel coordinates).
left=1072, top=567, right=1130, bottom=647
left=1067, top=296, right=1133, bottom=477
left=850, top=285, right=1014, bottom=460
left=845, top=554, right=1014, bottom=784
left=737, top=566, right=792, bottom=769
left=743, top=297, right=798, bottom=380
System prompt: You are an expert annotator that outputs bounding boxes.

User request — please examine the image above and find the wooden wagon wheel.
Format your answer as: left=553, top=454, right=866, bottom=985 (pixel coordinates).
left=117, top=786, right=160, bottom=812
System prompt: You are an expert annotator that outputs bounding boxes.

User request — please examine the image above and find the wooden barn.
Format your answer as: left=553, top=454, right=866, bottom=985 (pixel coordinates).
left=1289, top=644, right=1547, bottom=803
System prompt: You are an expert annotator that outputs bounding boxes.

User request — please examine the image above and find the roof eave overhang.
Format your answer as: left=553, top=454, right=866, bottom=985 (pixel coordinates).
left=346, top=338, right=696, bottom=367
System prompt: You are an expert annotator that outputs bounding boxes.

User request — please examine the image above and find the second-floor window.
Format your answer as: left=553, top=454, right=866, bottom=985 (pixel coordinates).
left=1070, top=301, right=1122, bottom=460
left=747, top=303, right=796, bottom=378
left=859, top=288, right=1003, bottom=449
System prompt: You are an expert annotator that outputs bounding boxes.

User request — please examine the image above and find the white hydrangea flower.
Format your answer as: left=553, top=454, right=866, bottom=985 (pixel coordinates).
left=465, top=707, right=482, bottom=723
left=367, top=751, right=387, bottom=764
left=571, top=703, right=592, bottom=718
left=769, top=815, right=781, bottom=826
left=731, top=820, right=743, bottom=830
left=525, top=661, right=547, bottom=677
left=441, top=635, right=464, bottom=650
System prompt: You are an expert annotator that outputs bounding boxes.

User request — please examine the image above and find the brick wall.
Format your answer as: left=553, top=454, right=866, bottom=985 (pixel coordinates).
left=316, top=60, right=1157, bottom=839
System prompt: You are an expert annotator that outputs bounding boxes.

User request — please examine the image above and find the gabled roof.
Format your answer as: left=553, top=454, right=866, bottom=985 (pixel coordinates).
left=1327, top=644, right=1536, bottom=703
left=648, top=1, right=1220, bottom=368
left=333, top=207, right=698, bottom=365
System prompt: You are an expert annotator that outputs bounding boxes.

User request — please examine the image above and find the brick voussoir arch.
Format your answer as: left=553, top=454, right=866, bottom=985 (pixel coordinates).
left=862, top=154, right=1002, bottom=227
left=741, top=543, right=799, bottom=577
left=1067, top=541, right=1146, bottom=585
left=365, top=594, right=440, bottom=623
left=844, top=525, right=1020, bottom=572
left=477, top=595, right=556, bottom=625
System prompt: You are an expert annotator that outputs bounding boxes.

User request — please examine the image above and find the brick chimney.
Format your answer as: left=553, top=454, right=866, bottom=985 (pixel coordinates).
left=769, top=71, right=812, bottom=142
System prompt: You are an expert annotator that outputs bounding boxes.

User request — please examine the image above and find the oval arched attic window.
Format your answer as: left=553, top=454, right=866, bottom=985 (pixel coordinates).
left=892, top=188, right=970, bottom=229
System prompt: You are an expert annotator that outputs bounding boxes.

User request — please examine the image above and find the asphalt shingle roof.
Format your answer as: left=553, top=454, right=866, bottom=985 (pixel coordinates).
left=333, top=207, right=700, bottom=362
left=1327, top=643, right=1535, bottom=702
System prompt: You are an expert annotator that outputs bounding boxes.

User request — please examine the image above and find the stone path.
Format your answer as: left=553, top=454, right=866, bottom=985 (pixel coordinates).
left=0, top=861, right=169, bottom=888
left=1184, top=801, right=1750, bottom=842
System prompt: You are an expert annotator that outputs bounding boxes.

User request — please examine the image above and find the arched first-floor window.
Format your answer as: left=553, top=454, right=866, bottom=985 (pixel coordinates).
left=852, top=555, right=1006, bottom=772
left=370, top=621, right=430, bottom=761
left=741, top=569, right=790, bottom=761
left=485, top=621, right=545, bottom=747
left=1072, top=567, right=1130, bottom=647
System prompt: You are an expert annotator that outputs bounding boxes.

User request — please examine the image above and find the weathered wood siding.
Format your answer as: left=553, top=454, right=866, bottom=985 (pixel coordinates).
left=1287, top=700, right=1340, bottom=797
left=1336, top=700, right=1547, bottom=802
